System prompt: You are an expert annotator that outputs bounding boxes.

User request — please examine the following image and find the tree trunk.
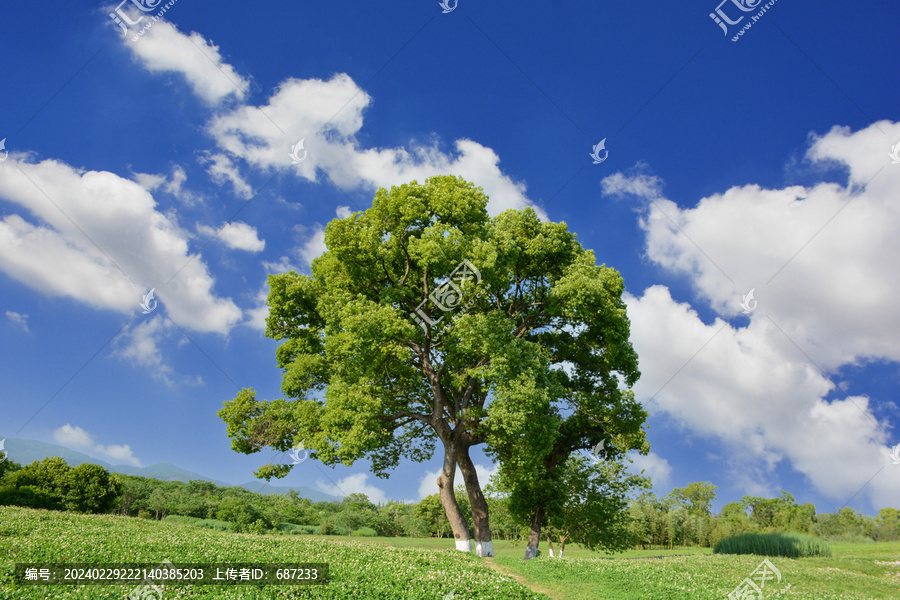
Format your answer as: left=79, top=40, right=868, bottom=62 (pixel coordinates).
left=524, top=506, right=544, bottom=560
left=437, top=441, right=472, bottom=552
left=559, top=535, right=566, bottom=559
left=546, top=532, right=555, bottom=558
left=457, top=445, right=493, bottom=557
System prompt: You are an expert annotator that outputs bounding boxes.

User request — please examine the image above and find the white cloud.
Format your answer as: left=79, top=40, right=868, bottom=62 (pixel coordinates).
left=200, top=153, right=254, bottom=199
left=208, top=73, right=546, bottom=217
left=299, top=225, right=326, bottom=267
left=0, top=156, right=242, bottom=336
left=134, top=166, right=201, bottom=205
left=114, top=315, right=174, bottom=383
left=113, top=16, right=543, bottom=219
left=607, top=120, right=900, bottom=510
left=315, top=473, right=388, bottom=504
left=5, top=310, right=29, bottom=332
left=53, top=424, right=142, bottom=467
left=628, top=451, right=672, bottom=491
left=125, top=18, right=249, bottom=105
left=197, top=221, right=265, bottom=252
left=602, top=168, right=664, bottom=200
left=245, top=284, right=269, bottom=332
left=415, top=463, right=499, bottom=502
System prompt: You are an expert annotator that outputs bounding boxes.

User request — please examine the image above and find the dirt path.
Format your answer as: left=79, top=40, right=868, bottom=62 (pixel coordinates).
left=483, top=557, right=566, bottom=600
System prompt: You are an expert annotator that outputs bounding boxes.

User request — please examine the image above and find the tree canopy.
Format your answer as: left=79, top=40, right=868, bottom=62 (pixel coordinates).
left=218, top=175, right=647, bottom=556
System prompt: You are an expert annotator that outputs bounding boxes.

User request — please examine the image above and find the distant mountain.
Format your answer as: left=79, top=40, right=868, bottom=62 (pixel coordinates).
left=0, top=436, right=118, bottom=471
left=0, top=435, right=341, bottom=502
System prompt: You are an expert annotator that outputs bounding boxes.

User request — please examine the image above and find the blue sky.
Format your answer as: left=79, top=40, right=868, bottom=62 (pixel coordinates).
left=1, top=0, right=899, bottom=514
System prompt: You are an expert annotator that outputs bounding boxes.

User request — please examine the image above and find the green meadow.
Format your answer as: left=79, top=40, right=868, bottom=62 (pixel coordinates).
left=2, top=507, right=898, bottom=599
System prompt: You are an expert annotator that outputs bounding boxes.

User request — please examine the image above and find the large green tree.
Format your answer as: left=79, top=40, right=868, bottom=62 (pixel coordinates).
left=218, top=175, right=646, bottom=557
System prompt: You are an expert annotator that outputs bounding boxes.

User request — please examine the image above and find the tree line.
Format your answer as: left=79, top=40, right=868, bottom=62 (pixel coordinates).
left=2, top=457, right=896, bottom=548
left=625, top=482, right=900, bottom=549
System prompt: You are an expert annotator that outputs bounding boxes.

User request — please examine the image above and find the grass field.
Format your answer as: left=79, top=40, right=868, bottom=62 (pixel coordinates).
left=2, top=507, right=899, bottom=599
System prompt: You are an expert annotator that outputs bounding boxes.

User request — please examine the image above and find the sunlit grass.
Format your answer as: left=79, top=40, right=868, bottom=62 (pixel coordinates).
left=0, top=507, right=547, bottom=599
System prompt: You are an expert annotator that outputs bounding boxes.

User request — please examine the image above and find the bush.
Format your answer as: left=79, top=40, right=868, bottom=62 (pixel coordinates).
left=137, top=510, right=154, bottom=520
left=713, top=532, right=832, bottom=558
left=250, top=518, right=268, bottom=535
left=351, top=527, right=378, bottom=537
left=0, top=485, right=61, bottom=510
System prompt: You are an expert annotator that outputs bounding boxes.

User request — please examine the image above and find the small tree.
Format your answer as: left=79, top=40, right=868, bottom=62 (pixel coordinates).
left=547, top=456, right=650, bottom=557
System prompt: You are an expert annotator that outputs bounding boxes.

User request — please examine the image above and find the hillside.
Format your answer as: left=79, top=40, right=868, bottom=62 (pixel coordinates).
left=0, top=435, right=340, bottom=502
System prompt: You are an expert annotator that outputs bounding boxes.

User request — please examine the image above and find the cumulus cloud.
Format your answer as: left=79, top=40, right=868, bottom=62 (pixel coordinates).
left=208, top=75, right=545, bottom=217
left=197, top=221, right=265, bottom=252
left=0, top=156, right=242, bottom=335
left=125, top=18, right=249, bottom=105
left=53, top=423, right=142, bottom=467
left=245, top=285, right=270, bottom=333
left=315, top=473, right=388, bottom=504
left=608, top=120, right=900, bottom=510
left=628, top=451, right=672, bottom=491
left=122, top=23, right=544, bottom=218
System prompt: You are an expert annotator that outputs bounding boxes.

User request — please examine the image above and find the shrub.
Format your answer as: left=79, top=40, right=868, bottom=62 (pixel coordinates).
left=250, top=518, right=268, bottom=535
left=137, top=510, right=153, bottom=520
left=0, top=485, right=61, bottom=510
left=352, top=527, right=378, bottom=537
left=713, top=532, right=832, bottom=558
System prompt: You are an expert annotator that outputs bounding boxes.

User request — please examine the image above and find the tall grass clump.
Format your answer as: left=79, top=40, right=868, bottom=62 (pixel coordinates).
left=714, top=532, right=832, bottom=558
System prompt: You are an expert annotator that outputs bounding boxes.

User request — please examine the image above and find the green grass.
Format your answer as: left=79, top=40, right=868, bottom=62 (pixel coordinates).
left=0, top=507, right=547, bottom=599
left=713, top=532, right=833, bottom=558
left=491, top=543, right=900, bottom=600
left=3, top=507, right=899, bottom=599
